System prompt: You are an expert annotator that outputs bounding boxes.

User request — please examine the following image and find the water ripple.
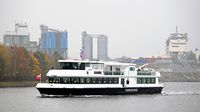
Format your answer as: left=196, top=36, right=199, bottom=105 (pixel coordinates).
left=162, top=91, right=200, bottom=95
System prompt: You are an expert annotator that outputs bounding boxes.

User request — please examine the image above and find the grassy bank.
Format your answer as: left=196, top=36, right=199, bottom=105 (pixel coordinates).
left=0, top=81, right=38, bottom=88
left=160, top=72, right=200, bottom=82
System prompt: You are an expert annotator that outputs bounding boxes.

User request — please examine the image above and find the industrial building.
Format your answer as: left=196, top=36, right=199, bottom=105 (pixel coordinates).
left=27, top=41, right=38, bottom=53
left=3, top=22, right=38, bottom=52
left=39, top=25, right=68, bottom=58
left=81, top=31, right=108, bottom=61
left=166, top=27, right=188, bottom=59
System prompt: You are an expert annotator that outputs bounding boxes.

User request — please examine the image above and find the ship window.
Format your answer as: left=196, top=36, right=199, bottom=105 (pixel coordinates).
left=137, top=78, right=142, bottom=84
left=49, top=77, right=53, bottom=83
left=137, top=78, right=155, bottom=84
left=59, top=62, right=89, bottom=70
left=142, top=72, right=146, bottom=75
left=115, top=68, right=120, bottom=71
left=49, top=77, right=122, bottom=84
left=103, top=78, right=109, bottom=84
left=92, top=78, right=97, bottom=84
left=137, top=72, right=152, bottom=75
left=147, top=73, right=151, bottom=75
left=146, top=78, right=151, bottom=83
left=108, top=78, right=114, bottom=84
left=80, top=63, right=86, bottom=70
left=71, top=77, right=80, bottom=84
left=86, top=78, right=91, bottom=84
left=104, top=71, right=112, bottom=75
left=80, top=78, right=85, bottom=84
left=52, top=77, right=60, bottom=83
left=113, top=71, right=121, bottom=75
left=97, top=78, right=102, bottom=84
left=151, top=78, right=155, bottom=83
left=61, top=78, right=70, bottom=84
left=129, top=67, right=135, bottom=71
left=59, top=62, right=78, bottom=70
left=141, top=78, right=146, bottom=84
left=113, top=78, right=119, bottom=84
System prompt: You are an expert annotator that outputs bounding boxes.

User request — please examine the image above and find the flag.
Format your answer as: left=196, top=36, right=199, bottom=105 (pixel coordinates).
left=35, top=74, right=41, bottom=81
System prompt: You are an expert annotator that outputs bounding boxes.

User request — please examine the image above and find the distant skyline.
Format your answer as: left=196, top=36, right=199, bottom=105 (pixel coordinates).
left=0, top=0, right=200, bottom=59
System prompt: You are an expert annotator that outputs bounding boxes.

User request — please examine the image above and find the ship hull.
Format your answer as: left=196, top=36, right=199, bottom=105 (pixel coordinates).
left=36, top=87, right=163, bottom=95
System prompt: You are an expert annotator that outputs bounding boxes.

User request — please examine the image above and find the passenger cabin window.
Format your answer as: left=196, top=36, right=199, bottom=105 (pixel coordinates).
left=48, top=77, right=119, bottom=84
left=49, top=77, right=60, bottom=83
left=137, top=78, right=156, bottom=84
left=59, top=62, right=89, bottom=70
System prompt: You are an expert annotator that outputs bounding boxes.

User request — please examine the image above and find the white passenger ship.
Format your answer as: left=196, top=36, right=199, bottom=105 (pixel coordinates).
left=36, top=60, right=163, bottom=95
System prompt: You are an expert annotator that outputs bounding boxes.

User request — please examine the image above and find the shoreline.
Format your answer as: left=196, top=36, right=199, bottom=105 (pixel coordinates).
left=160, top=72, right=200, bottom=82
left=0, top=81, right=38, bottom=88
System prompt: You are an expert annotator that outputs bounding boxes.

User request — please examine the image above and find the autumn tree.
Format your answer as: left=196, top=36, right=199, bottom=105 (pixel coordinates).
left=34, top=51, right=51, bottom=81
left=0, top=44, right=59, bottom=81
left=5, top=46, right=32, bottom=81
left=0, top=45, right=9, bottom=80
left=15, top=47, right=32, bottom=80
left=30, top=54, right=41, bottom=76
left=51, top=52, right=63, bottom=68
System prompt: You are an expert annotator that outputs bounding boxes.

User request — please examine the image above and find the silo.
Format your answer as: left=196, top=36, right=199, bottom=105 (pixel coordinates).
left=82, top=32, right=93, bottom=60
left=97, top=35, right=108, bottom=60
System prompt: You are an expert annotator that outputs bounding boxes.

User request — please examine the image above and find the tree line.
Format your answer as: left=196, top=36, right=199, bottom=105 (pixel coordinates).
left=0, top=45, right=60, bottom=81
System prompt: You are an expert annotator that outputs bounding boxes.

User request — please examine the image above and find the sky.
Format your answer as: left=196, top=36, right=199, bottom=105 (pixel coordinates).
left=0, top=0, right=200, bottom=59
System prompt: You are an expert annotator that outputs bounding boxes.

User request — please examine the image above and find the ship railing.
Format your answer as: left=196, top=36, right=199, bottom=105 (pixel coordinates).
left=137, top=71, right=155, bottom=76
left=104, top=71, right=124, bottom=75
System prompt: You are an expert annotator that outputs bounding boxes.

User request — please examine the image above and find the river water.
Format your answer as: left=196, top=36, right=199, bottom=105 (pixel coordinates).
left=0, top=82, right=200, bottom=112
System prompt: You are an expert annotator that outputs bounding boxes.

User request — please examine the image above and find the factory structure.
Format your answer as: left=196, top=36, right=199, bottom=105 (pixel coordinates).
left=166, top=27, right=188, bottom=59
left=3, top=22, right=38, bottom=52
left=81, top=31, right=108, bottom=61
left=3, top=23, right=198, bottom=63
left=39, top=25, right=68, bottom=58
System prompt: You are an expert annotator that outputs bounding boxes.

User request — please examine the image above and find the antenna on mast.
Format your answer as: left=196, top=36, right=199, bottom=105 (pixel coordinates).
left=176, top=26, right=178, bottom=33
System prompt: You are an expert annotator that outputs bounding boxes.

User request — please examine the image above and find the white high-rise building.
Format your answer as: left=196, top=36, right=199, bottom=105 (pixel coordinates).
left=82, top=31, right=108, bottom=61
left=3, top=23, right=30, bottom=47
left=166, top=27, right=188, bottom=58
left=3, top=22, right=38, bottom=52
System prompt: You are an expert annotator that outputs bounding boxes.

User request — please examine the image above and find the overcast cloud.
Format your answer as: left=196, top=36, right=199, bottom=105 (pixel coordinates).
left=0, top=0, right=200, bottom=58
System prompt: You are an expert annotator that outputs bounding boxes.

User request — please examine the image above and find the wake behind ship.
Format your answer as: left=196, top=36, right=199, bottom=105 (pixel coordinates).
left=36, top=60, right=163, bottom=95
